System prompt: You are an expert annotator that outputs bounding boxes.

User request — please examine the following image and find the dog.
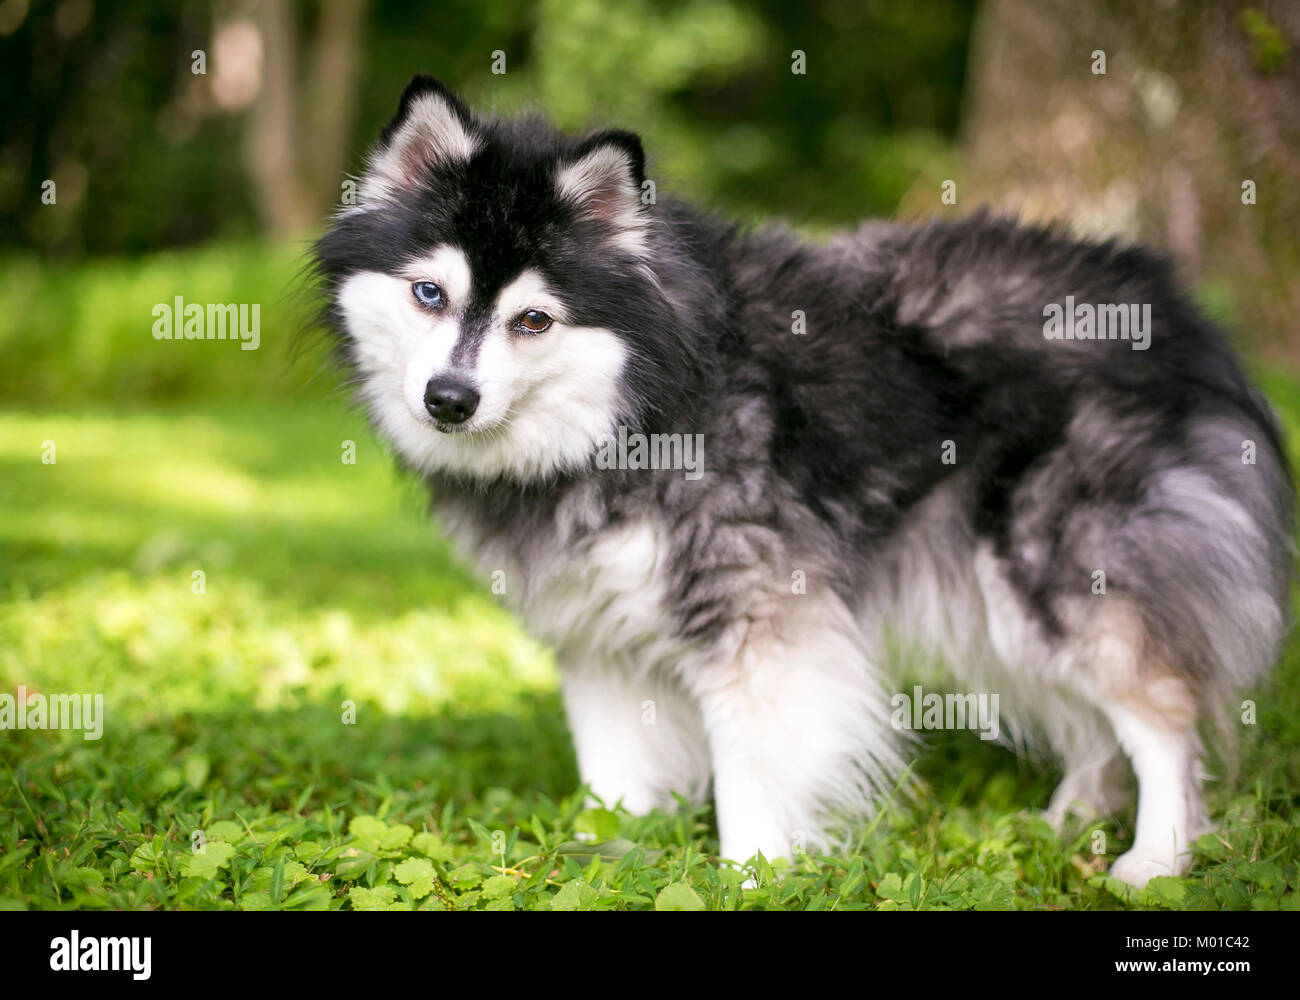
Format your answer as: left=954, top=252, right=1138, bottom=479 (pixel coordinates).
left=312, top=75, right=1293, bottom=889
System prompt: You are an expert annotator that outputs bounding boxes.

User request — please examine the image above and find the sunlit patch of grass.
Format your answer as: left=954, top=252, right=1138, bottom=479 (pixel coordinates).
left=0, top=404, right=554, bottom=717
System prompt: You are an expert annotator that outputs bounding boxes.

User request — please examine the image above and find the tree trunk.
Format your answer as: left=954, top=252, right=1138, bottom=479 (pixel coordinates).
left=957, top=0, right=1300, bottom=360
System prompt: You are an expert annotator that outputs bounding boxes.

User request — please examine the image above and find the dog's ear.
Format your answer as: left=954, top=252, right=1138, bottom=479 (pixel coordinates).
left=555, top=130, right=649, bottom=255
left=358, top=75, right=477, bottom=207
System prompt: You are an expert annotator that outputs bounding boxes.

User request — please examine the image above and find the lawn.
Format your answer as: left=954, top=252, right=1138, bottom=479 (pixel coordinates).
left=1, top=253, right=1299, bottom=910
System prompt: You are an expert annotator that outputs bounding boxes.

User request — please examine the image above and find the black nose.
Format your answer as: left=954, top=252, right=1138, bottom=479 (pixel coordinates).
left=424, top=377, right=480, bottom=425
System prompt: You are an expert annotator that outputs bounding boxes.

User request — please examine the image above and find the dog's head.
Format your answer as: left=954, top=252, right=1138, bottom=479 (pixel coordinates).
left=314, top=75, right=704, bottom=482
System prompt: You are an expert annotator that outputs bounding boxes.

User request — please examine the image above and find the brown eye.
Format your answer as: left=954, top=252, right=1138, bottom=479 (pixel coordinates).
left=519, top=309, right=552, bottom=334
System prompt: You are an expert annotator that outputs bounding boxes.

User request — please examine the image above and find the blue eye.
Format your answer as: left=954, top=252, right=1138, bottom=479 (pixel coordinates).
left=412, top=281, right=445, bottom=308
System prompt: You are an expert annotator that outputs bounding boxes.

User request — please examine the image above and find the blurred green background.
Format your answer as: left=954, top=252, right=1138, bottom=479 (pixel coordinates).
left=5, top=0, right=975, bottom=254
left=2, top=1, right=1300, bottom=910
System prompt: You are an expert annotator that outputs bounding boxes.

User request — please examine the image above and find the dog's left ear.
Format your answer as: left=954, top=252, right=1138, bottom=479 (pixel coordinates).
left=556, top=130, right=648, bottom=255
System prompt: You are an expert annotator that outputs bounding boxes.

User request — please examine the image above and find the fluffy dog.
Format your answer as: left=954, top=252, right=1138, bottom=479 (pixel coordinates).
left=312, top=76, right=1293, bottom=888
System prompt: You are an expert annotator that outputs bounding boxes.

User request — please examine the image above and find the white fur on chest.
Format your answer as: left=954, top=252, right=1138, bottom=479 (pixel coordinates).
left=496, top=516, right=687, bottom=675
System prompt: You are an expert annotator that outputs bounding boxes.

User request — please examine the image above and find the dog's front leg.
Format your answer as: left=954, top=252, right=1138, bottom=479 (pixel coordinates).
left=560, top=661, right=710, bottom=816
left=691, top=607, right=903, bottom=866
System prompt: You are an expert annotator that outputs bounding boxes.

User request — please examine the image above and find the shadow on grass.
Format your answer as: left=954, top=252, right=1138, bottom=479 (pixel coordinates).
left=3, top=689, right=580, bottom=846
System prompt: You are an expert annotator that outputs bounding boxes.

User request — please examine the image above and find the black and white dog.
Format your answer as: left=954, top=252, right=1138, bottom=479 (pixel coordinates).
left=313, top=76, right=1293, bottom=888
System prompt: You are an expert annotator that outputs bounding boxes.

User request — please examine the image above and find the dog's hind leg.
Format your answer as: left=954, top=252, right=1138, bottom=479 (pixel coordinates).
left=975, top=543, right=1198, bottom=883
left=972, top=544, right=1133, bottom=831
left=1064, top=600, right=1210, bottom=887
left=1101, top=700, right=1207, bottom=887
left=1039, top=695, right=1132, bottom=831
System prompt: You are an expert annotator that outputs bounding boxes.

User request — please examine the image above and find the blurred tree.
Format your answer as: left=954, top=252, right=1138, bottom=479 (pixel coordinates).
left=958, top=0, right=1300, bottom=360
left=0, top=0, right=974, bottom=255
left=244, top=0, right=368, bottom=238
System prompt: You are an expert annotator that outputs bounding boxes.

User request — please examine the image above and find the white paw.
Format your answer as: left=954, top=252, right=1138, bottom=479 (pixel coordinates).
left=1110, top=848, right=1188, bottom=888
left=1043, top=797, right=1104, bottom=834
left=719, top=839, right=799, bottom=891
left=719, top=842, right=791, bottom=870
left=1044, top=783, right=1132, bottom=833
left=719, top=856, right=769, bottom=891
left=1042, top=804, right=1070, bottom=834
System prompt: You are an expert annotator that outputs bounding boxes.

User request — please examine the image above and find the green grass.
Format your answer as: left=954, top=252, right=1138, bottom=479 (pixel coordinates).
left=0, top=243, right=321, bottom=408
left=2, top=395, right=1297, bottom=911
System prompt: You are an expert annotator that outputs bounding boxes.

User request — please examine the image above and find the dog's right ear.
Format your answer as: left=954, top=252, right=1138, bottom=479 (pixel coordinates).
left=357, top=76, right=477, bottom=208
